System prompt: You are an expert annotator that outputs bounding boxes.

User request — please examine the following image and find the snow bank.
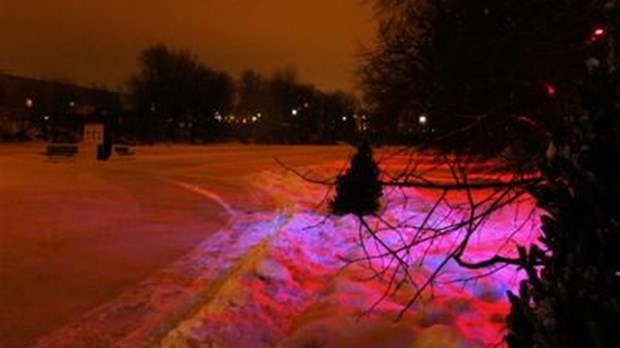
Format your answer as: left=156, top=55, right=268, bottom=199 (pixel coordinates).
left=162, top=167, right=539, bottom=348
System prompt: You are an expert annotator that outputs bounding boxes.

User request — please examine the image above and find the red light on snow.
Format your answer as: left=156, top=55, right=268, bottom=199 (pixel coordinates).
left=545, top=84, right=556, bottom=97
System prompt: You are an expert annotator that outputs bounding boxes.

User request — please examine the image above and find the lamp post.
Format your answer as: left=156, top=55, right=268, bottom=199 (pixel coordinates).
left=24, top=98, right=35, bottom=139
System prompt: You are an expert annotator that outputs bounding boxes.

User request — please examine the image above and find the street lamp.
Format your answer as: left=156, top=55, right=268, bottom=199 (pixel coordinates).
left=419, top=115, right=428, bottom=125
left=291, top=109, right=298, bottom=116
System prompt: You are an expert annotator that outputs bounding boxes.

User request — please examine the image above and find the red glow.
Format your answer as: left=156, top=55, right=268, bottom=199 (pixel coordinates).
left=590, top=27, right=606, bottom=42
left=546, top=83, right=556, bottom=97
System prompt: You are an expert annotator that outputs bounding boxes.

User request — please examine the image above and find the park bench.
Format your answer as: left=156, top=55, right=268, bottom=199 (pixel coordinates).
left=45, top=144, right=79, bottom=158
left=114, top=145, right=135, bottom=156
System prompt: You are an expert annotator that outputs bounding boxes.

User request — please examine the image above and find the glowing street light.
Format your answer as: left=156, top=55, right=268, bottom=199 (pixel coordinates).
left=419, top=115, right=428, bottom=125
left=25, top=98, right=34, bottom=108
left=291, top=109, right=298, bottom=116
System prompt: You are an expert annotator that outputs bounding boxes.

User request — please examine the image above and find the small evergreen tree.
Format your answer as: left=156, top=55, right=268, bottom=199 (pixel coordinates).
left=330, top=142, right=383, bottom=216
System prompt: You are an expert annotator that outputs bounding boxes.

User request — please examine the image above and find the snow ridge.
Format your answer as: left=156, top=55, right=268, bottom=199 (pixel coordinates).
left=169, top=180, right=236, bottom=216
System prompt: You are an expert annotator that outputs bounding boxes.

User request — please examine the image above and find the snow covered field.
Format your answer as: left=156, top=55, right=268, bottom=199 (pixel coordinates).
left=1, top=143, right=539, bottom=348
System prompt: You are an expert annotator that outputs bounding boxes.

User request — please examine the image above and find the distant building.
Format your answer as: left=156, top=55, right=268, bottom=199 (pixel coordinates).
left=83, top=122, right=105, bottom=144
left=0, top=73, right=120, bottom=141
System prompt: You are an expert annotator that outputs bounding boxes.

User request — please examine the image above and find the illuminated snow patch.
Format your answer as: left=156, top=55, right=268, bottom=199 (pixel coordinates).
left=164, top=167, right=541, bottom=348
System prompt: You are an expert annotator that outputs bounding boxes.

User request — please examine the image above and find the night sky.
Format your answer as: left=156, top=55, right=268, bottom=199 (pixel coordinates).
left=0, top=0, right=376, bottom=92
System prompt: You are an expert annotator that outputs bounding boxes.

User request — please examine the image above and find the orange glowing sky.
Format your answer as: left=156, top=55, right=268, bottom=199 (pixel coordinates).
left=0, top=0, right=377, bottom=93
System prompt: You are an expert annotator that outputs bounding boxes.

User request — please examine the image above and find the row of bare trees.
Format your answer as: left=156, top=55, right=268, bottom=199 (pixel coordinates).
left=126, top=45, right=360, bottom=144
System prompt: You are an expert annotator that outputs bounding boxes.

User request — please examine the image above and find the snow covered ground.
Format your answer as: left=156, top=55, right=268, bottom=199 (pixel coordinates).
left=1, top=143, right=539, bottom=348
left=161, top=163, right=539, bottom=348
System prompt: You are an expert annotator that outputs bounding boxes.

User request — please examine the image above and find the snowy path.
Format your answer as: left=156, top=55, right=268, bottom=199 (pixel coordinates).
left=169, top=180, right=236, bottom=216
left=1, top=165, right=229, bottom=347
left=1, top=144, right=352, bottom=348
left=32, top=209, right=291, bottom=348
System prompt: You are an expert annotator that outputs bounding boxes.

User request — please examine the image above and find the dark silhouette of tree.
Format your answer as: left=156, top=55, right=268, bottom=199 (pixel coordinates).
left=361, top=0, right=607, bottom=161
left=320, top=91, right=359, bottom=143
left=330, top=141, right=382, bottom=216
left=237, top=69, right=269, bottom=118
left=189, top=68, right=234, bottom=142
left=506, top=6, right=620, bottom=344
left=246, top=68, right=293, bottom=143
left=129, top=44, right=233, bottom=142
left=234, top=69, right=361, bottom=144
left=246, top=68, right=318, bottom=143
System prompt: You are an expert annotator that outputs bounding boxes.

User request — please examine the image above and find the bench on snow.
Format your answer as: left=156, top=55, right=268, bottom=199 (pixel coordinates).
left=45, top=144, right=79, bottom=158
left=114, top=145, right=134, bottom=156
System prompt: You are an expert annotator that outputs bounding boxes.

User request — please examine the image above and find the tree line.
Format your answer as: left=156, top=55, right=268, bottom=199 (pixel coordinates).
left=122, top=44, right=363, bottom=144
